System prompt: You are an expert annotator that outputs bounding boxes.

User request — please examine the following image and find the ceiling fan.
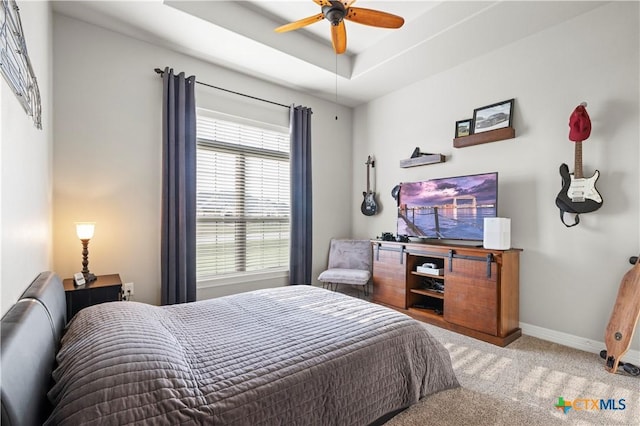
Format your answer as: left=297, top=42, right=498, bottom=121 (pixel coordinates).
left=274, top=0, right=405, bottom=54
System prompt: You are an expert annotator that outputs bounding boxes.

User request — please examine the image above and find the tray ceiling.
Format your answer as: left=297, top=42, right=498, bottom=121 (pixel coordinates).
left=52, top=1, right=606, bottom=107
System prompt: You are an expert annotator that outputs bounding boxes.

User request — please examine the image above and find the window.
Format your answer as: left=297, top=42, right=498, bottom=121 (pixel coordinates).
left=196, top=109, right=290, bottom=282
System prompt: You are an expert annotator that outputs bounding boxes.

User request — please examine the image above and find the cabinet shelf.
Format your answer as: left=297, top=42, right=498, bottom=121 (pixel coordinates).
left=408, top=307, right=445, bottom=321
left=453, top=127, right=515, bottom=148
left=410, top=288, right=444, bottom=299
left=411, top=271, right=443, bottom=279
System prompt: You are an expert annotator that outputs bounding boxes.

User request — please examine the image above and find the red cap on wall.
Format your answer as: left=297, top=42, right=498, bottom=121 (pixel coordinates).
left=568, top=103, right=591, bottom=142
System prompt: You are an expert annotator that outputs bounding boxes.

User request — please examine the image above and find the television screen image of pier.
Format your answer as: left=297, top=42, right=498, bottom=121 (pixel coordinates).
left=397, top=173, right=497, bottom=240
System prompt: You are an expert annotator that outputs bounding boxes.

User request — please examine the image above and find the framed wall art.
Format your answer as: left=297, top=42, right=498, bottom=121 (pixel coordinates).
left=1, top=0, right=42, bottom=129
left=473, top=99, right=514, bottom=134
left=455, top=118, right=473, bottom=138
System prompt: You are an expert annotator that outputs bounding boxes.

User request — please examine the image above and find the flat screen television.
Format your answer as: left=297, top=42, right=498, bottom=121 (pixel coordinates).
left=397, top=172, right=498, bottom=241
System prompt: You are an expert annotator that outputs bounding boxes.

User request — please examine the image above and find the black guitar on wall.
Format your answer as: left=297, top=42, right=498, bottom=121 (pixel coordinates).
left=555, top=137, right=603, bottom=226
left=555, top=103, right=603, bottom=227
left=361, top=155, right=378, bottom=216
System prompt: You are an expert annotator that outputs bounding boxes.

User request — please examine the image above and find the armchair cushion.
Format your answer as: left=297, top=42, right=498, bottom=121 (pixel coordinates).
left=318, top=269, right=371, bottom=286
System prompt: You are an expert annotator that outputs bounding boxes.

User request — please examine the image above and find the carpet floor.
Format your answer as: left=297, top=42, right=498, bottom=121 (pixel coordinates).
left=384, top=323, right=640, bottom=425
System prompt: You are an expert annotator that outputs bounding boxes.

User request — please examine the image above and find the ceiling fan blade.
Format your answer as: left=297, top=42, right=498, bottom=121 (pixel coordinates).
left=344, top=0, right=357, bottom=8
left=275, top=13, right=324, bottom=33
left=345, top=7, right=404, bottom=28
left=331, top=21, right=347, bottom=54
left=313, top=0, right=332, bottom=6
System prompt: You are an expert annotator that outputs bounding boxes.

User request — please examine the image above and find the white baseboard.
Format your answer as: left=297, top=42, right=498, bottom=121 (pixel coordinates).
left=520, top=322, right=640, bottom=363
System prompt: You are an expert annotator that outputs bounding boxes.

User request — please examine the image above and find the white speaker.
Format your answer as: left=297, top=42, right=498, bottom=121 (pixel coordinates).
left=483, top=218, right=511, bottom=250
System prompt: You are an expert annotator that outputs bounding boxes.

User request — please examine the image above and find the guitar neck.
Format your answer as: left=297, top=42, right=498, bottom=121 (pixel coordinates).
left=365, top=157, right=372, bottom=193
left=574, top=141, right=583, bottom=179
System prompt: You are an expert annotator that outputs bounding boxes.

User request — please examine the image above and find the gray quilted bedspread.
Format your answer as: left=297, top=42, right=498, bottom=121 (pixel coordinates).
left=46, top=285, right=458, bottom=425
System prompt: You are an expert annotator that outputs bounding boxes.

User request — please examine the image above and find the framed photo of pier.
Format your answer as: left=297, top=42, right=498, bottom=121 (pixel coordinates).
left=473, top=99, right=514, bottom=134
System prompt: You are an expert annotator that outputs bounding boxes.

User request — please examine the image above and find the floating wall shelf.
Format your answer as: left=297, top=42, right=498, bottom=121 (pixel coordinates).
left=399, top=154, right=446, bottom=168
left=453, top=127, right=516, bottom=148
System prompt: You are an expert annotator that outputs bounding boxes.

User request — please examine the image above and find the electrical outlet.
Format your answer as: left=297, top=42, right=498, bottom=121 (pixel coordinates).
left=123, top=282, right=134, bottom=297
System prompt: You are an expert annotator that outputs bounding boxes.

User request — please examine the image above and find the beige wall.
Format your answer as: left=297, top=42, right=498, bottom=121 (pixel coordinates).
left=352, top=2, right=640, bottom=348
left=52, top=14, right=353, bottom=305
left=0, top=1, right=53, bottom=316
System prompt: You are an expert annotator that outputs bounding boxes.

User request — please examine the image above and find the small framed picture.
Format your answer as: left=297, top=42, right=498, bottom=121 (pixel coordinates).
left=473, top=98, right=514, bottom=133
left=455, top=119, right=473, bottom=138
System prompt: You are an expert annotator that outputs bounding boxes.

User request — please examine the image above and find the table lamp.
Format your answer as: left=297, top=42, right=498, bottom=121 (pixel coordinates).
left=76, top=222, right=97, bottom=283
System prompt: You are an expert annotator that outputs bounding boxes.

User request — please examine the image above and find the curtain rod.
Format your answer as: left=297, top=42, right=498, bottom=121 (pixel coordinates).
left=154, top=68, right=290, bottom=110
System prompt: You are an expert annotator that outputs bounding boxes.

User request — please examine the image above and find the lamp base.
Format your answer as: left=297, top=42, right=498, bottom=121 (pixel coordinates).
left=84, top=272, right=97, bottom=283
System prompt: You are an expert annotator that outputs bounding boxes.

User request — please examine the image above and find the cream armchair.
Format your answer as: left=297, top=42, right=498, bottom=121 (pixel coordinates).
left=318, top=239, right=372, bottom=297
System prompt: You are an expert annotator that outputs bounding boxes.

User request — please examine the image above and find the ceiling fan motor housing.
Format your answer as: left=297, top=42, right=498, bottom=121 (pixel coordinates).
left=274, top=0, right=405, bottom=54
left=322, top=1, right=346, bottom=25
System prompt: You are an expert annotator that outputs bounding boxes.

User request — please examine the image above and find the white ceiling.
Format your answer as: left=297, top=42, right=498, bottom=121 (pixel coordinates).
left=51, top=1, right=607, bottom=107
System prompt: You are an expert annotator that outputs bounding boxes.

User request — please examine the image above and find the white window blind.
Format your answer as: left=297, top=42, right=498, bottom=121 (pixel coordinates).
left=196, top=111, right=290, bottom=281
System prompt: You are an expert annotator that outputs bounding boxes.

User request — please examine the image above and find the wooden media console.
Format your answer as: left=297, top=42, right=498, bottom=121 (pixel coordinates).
left=371, top=240, right=522, bottom=346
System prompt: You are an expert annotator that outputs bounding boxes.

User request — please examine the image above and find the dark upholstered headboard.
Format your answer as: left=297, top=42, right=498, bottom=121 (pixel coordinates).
left=19, top=272, right=66, bottom=338
left=0, top=272, right=66, bottom=426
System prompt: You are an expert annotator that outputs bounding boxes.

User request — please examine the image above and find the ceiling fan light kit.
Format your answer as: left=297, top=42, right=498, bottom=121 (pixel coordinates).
left=274, top=0, right=404, bottom=54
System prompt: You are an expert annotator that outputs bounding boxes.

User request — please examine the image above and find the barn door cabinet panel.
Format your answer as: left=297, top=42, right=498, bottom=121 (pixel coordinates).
left=444, top=258, right=498, bottom=335
left=372, top=243, right=407, bottom=309
left=371, top=240, right=522, bottom=346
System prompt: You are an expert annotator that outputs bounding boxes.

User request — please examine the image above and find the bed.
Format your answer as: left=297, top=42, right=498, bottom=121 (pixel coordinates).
left=1, top=271, right=459, bottom=425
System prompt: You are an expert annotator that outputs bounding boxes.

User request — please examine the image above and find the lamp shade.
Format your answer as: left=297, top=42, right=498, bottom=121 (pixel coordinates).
left=75, top=222, right=95, bottom=240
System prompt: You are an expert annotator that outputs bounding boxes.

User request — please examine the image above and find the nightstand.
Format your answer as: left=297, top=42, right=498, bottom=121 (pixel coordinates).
left=63, top=273, right=122, bottom=321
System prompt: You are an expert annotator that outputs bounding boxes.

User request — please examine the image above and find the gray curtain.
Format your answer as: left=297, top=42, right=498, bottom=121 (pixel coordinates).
left=289, top=105, right=313, bottom=285
left=161, top=67, right=197, bottom=304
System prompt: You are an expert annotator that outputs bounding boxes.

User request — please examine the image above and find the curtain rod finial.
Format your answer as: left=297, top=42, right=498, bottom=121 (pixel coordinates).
left=154, top=68, right=164, bottom=75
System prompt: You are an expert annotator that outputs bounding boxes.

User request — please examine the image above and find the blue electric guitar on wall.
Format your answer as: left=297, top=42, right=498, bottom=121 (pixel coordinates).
left=361, top=155, right=378, bottom=216
left=555, top=139, right=603, bottom=226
